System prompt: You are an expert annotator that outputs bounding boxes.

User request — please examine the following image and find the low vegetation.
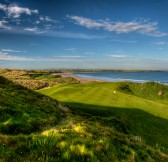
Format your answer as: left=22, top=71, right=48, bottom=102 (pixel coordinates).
left=1, top=69, right=168, bottom=161
left=0, top=69, right=79, bottom=90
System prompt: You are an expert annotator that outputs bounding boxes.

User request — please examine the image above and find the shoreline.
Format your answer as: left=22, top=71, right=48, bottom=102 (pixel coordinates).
left=54, top=72, right=103, bottom=83
left=53, top=72, right=168, bottom=85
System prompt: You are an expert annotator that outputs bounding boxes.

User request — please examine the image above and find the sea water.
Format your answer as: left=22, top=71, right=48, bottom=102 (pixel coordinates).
left=73, top=72, right=168, bottom=84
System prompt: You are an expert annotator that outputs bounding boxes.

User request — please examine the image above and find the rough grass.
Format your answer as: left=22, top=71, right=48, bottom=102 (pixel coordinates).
left=0, top=69, right=79, bottom=90
left=0, top=76, right=62, bottom=135
left=117, top=82, right=168, bottom=104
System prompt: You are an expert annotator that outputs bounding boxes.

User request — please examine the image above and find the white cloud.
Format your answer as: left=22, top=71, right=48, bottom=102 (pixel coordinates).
left=109, top=54, right=128, bottom=58
left=55, top=55, right=85, bottom=58
left=0, top=51, right=85, bottom=61
left=0, top=3, right=38, bottom=18
left=110, top=39, right=137, bottom=43
left=2, top=49, right=27, bottom=52
left=0, top=24, right=105, bottom=39
left=68, top=15, right=167, bottom=37
left=154, top=41, right=168, bottom=45
left=0, top=20, right=10, bottom=29
left=0, top=52, right=33, bottom=61
left=44, top=24, right=55, bottom=30
left=39, top=16, right=56, bottom=23
left=24, top=27, right=38, bottom=32
left=65, top=48, right=77, bottom=51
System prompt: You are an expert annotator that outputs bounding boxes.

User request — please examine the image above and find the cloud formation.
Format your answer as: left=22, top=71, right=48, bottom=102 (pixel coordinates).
left=55, top=55, right=85, bottom=58
left=0, top=3, right=38, bottom=18
left=109, top=54, right=128, bottom=58
left=39, top=16, right=56, bottom=23
left=2, top=49, right=27, bottom=52
left=110, top=39, right=137, bottom=43
left=154, top=41, right=168, bottom=45
left=24, top=27, right=38, bottom=32
left=0, top=3, right=60, bottom=33
left=0, top=20, right=10, bottom=29
left=0, top=52, right=33, bottom=61
left=68, top=15, right=167, bottom=37
left=65, top=48, right=77, bottom=51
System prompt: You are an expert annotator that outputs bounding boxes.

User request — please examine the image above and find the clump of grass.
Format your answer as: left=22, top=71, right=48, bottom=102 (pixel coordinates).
left=117, top=82, right=133, bottom=94
left=36, top=74, right=61, bottom=80
left=27, top=73, right=44, bottom=79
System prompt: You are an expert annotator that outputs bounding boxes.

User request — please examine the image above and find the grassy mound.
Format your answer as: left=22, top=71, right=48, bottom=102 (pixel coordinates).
left=118, top=82, right=168, bottom=104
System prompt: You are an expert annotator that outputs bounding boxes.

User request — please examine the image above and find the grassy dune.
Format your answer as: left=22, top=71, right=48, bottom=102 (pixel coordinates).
left=39, top=82, right=168, bottom=151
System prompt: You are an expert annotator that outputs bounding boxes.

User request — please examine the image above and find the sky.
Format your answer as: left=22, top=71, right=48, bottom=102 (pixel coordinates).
left=1, top=0, right=168, bottom=70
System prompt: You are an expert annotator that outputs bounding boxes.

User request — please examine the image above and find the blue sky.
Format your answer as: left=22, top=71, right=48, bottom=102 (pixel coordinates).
left=1, top=0, right=168, bottom=69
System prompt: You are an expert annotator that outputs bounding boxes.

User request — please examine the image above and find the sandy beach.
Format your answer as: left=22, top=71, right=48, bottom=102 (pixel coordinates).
left=54, top=73, right=103, bottom=83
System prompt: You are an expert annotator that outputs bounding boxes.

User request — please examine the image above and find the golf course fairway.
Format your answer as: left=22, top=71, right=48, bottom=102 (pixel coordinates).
left=39, top=82, right=168, bottom=151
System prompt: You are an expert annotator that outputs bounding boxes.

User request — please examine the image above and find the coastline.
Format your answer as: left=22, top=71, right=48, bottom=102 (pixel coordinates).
left=54, top=72, right=103, bottom=83
left=54, top=72, right=168, bottom=85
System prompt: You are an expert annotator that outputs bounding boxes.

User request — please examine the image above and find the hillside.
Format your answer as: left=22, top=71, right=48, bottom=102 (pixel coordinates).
left=0, top=76, right=64, bottom=161
left=0, top=76, right=168, bottom=161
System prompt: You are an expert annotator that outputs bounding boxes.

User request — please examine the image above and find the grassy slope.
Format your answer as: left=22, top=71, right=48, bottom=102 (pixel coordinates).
left=0, top=76, right=62, bottom=135
left=39, top=82, right=168, bottom=151
left=0, top=76, right=63, bottom=161
left=1, top=76, right=168, bottom=161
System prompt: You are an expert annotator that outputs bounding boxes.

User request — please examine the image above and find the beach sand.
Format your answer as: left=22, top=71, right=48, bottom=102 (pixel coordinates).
left=54, top=73, right=103, bottom=83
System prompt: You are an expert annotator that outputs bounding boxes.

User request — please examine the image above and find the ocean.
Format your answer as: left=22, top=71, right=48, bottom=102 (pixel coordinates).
left=73, top=71, right=168, bottom=84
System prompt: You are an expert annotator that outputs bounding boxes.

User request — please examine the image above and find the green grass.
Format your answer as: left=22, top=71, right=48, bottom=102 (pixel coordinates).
left=1, top=76, right=168, bottom=161
left=0, top=76, right=62, bottom=135
left=117, top=82, right=168, bottom=104
left=39, top=82, right=168, bottom=151
left=36, top=74, right=61, bottom=80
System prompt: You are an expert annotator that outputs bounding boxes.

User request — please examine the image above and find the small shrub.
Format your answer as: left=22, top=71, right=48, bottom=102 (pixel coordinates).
left=117, top=83, right=133, bottom=94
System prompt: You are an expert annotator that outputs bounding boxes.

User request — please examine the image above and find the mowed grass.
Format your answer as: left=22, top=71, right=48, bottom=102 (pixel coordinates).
left=39, top=82, right=168, bottom=151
